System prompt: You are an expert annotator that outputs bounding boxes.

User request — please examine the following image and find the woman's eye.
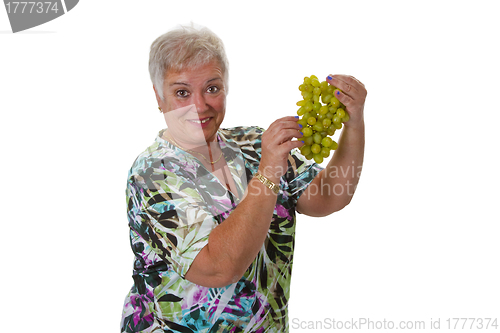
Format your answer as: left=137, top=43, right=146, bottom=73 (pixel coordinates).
left=176, top=90, right=189, bottom=97
left=206, top=86, right=219, bottom=94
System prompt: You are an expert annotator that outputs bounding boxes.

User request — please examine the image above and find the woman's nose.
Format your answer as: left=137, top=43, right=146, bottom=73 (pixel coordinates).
left=192, top=93, right=209, bottom=113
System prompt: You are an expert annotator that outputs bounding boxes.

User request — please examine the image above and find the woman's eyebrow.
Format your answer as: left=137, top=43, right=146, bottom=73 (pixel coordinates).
left=170, top=81, right=189, bottom=87
left=170, top=78, right=221, bottom=87
left=207, top=77, right=222, bottom=83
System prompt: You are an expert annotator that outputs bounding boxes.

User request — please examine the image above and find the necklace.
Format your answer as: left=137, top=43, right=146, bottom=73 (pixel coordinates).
left=165, top=132, right=224, bottom=165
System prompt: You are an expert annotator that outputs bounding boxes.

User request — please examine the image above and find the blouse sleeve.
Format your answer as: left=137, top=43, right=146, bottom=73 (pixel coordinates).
left=283, top=148, right=324, bottom=203
left=126, top=168, right=218, bottom=278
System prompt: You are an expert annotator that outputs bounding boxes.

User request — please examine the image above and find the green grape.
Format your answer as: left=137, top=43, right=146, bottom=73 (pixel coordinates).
left=307, top=117, right=317, bottom=125
left=305, top=152, right=314, bottom=160
left=317, top=114, right=326, bottom=122
left=303, top=135, right=314, bottom=145
left=337, top=108, right=346, bottom=118
left=320, top=131, right=328, bottom=137
left=304, top=77, right=312, bottom=85
left=322, top=94, right=333, bottom=104
left=330, top=97, right=340, bottom=108
left=325, top=111, right=334, bottom=119
left=310, top=75, right=318, bottom=80
left=329, top=106, right=338, bottom=113
left=312, top=102, right=321, bottom=112
left=313, top=87, right=321, bottom=95
left=333, top=116, right=342, bottom=125
left=311, top=79, right=320, bottom=87
left=320, top=147, right=330, bottom=158
left=327, top=126, right=336, bottom=136
left=305, top=84, right=313, bottom=92
left=320, top=80, right=328, bottom=90
left=313, top=122, right=323, bottom=132
left=313, top=94, right=320, bottom=104
left=319, top=105, right=329, bottom=115
left=297, top=118, right=308, bottom=127
left=321, top=136, right=333, bottom=148
left=322, top=118, right=331, bottom=127
left=330, top=141, right=339, bottom=150
left=313, top=154, right=324, bottom=164
left=304, top=101, right=313, bottom=112
left=296, top=100, right=306, bottom=107
left=311, top=143, right=321, bottom=154
left=300, top=145, right=312, bottom=156
left=302, top=127, right=313, bottom=137
left=302, top=112, right=312, bottom=120
left=313, top=133, right=322, bottom=144
left=297, top=107, right=306, bottom=116
left=342, top=112, right=350, bottom=122
left=333, top=122, right=342, bottom=130
left=299, top=84, right=306, bottom=92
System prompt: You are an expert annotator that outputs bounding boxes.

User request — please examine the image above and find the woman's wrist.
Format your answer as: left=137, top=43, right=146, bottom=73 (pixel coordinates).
left=256, top=166, right=281, bottom=185
left=254, top=172, right=280, bottom=195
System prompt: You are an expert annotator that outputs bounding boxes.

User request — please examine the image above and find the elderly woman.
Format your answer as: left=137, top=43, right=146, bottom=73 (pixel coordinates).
left=121, top=25, right=366, bottom=333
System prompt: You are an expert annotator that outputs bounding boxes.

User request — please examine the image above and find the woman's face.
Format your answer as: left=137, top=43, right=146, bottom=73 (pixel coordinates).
left=156, top=61, right=226, bottom=146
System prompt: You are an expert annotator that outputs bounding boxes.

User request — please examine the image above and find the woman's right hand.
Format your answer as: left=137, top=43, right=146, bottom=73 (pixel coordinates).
left=258, top=116, right=303, bottom=183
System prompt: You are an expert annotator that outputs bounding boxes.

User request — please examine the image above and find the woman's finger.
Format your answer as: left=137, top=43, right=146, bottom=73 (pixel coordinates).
left=267, top=117, right=301, bottom=135
left=327, top=75, right=366, bottom=109
left=327, top=74, right=366, bottom=99
left=280, top=139, right=304, bottom=153
left=349, top=75, right=365, bottom=88
left=274, top=128, right=303, bottom=144
left=334, top=89, right=355, bottom=109
left=269, top=116, right=300, bottom=127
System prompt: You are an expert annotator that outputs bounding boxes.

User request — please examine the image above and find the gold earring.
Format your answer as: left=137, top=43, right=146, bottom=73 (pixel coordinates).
left=158, top=107, right=162, bottom=113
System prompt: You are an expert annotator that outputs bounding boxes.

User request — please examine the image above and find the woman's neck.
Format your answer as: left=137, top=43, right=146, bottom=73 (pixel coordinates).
left=164, top=130, right=223, bottom=168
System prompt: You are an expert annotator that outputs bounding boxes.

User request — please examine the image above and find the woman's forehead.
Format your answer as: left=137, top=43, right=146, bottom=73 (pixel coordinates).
left=166, top=62, right=224, bottom=85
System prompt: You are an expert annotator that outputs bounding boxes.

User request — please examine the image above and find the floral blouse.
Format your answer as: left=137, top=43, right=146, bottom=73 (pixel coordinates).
left=121, top=126, right=322, bottom=332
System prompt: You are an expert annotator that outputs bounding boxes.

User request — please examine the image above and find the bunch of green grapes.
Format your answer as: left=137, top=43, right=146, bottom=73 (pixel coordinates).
left=296, top=75, right=350, bottom=164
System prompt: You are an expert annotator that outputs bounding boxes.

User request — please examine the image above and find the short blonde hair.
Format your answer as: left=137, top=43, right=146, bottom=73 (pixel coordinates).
left=149, top=24, right=229, bottom=101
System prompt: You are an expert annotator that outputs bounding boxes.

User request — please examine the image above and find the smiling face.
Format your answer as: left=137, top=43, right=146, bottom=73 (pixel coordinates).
left=155, top=61, right=226, bottom=146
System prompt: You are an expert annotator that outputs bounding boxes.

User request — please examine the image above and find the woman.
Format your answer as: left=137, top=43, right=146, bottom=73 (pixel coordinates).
left=121, top=24, right=366, bottom=333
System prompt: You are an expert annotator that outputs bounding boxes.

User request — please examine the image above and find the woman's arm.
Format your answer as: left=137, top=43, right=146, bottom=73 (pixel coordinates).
left=296, top=74, right=367, bottom=217
left=185, top=116, right=302, bottom=288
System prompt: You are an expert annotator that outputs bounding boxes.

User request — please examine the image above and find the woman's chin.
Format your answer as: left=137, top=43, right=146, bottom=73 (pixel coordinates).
left=179, top=130, right=215, bottom=146
left=187, top=123, right=218, bottom=142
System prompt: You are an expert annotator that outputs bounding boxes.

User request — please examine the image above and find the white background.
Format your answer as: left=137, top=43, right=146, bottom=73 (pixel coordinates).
left=1, top=1, right=499, bottom=332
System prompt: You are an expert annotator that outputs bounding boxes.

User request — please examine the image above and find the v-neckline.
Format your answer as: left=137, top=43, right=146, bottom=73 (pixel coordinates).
left=161, top=129, right=246, bottom=203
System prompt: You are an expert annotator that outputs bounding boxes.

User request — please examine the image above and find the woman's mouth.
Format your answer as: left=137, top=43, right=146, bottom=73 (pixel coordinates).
left=188, top=117, right=211, bottom=124
left=186, top=117, right=212, bottom=128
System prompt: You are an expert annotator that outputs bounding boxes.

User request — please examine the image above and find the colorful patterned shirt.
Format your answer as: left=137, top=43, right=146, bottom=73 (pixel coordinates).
left=121, top=126, right=323, bottom=333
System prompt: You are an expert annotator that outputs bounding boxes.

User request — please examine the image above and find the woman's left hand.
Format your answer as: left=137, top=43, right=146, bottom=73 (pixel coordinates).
left=327, top=74, right=367, bottom=129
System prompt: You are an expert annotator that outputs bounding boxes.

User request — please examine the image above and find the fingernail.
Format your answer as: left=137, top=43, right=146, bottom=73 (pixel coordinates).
left=294, top=116, right=299, bottom=118
left=299, top=131, right=303, bottom=135
left=298, top=124, right=303, bottom=128
left=301, top=141, right=304, bottom=143
left=336, top=90, right=340, bottom=95
left=327, top=75, right=333, bottom=80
